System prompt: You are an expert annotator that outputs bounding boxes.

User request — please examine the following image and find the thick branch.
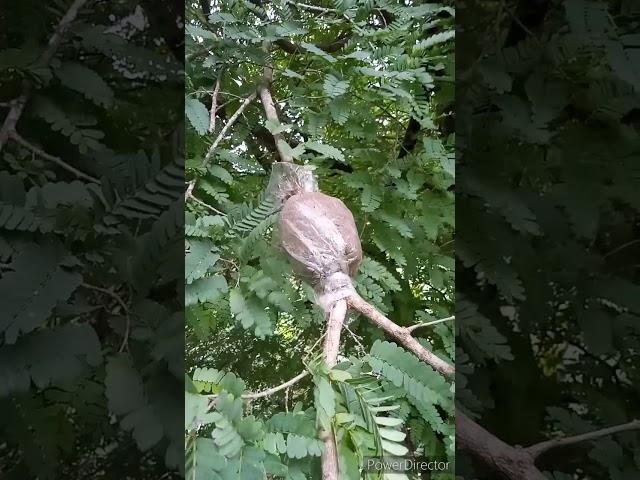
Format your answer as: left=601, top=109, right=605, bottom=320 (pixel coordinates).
left=457, top=410, right=546, bottom=480
left=324, top=300, right=347, bottom=367
left=321, top=299, right=347, bottom=480
left=0, top=0, right=89, bottom=151
left=459, top=409, right=640, bottom=479
left=0, top=91, right=30, bottom=151
left=347, top=293, right=454, bottom=376
left=41, top=0, right=90, bottom=65
left=184, top=181, right=196, bottom=200
left=199, top=0, right=211, bottom=16
left=258, top=48, right=293, bottom=163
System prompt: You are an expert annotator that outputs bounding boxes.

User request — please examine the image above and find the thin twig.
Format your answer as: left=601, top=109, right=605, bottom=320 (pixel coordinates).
left=343, top=322, right=366, bottom=356
left=11, top=132, right=100, bottom=183
left=407, top=315, right=455, bottom=333
left=188, top=194, right=226, bottom=215
left=201, top=90, right=258, bottom=168
left=82, top=283, right=130, bottom=353
left=304, top=331, right=327, bottom=362
left=604, top=238, right=640, bottom=258
left=205, top=370, right=309, bottom=403
left=288, top=1, right=337, bottom=13
left=242, top=371, right=310, bottom=400
left=185, top=90, right=257, bottom=199
left=209, top=75, right=222, bottom=133
left=526, top=419, right=640, bottom=458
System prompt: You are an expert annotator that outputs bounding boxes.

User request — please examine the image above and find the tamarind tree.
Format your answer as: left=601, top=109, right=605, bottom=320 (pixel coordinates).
left=184, top=1, right=455, bottom=479
left=457, top=0, right=640, bottom=478
left=0, top=1, right=183, bottom=479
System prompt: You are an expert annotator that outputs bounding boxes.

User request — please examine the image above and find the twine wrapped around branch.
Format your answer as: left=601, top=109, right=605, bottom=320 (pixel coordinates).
left=268, top=162, right=362, bottom=313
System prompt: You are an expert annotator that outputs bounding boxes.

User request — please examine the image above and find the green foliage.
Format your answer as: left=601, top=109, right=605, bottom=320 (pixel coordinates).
left=457, top=0, right=640, bottom=478
left=0, top=2, right=183, bottom=478
left=186, top=0, right=455, bottom=477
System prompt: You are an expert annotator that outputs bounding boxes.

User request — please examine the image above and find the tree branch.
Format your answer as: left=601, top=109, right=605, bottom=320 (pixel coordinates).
left=288, top=1, right=337, bottom=14
left=258, top=44, right=293, bottom=163
left=346, top=293, right=455, bottom=376
left=202, top=90, right=258, bottom=169
left=274, top=34, right=351, bottom=55
left=0, top=0, right=89, bottom=151
left=209, top=75, right=222, bottom=134
left=11, top=132, right=99, bottom=183
left=407, top=315, right=455, bottom=333
left=188, top=194, right=226, bottom=216
left=186, top=45, right=211, bottom=62
left=242, top=371, right=309, bottom=400
left=199, top=0, right=211, bottom=16
left=344, top=278, right=637, bottom=480
left=186, top=90, right=258, bottom=196
left=184, top=181, right=196, bottom=200
left=323, top=300, right=347, bottom=367
left=526, top=419, right=640, bottom=459
left=321, top=299, right=347, bottom=480
left=458, top=408, right=640, bottom=479
left=457, top=409, right=546, bottom=480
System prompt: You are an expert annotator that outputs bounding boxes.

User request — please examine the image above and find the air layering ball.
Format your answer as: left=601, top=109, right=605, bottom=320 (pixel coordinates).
left=278, top=190, right=362, bottom=283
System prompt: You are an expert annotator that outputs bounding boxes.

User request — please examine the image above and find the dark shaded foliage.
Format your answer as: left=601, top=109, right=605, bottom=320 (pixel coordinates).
left=457, top=0, right=640, bottom=478
left=0, top=2, right=183, bottom=478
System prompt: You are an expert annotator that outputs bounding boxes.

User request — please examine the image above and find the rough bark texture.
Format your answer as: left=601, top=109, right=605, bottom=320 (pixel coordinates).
left=457, top=410, right=547, bottom=480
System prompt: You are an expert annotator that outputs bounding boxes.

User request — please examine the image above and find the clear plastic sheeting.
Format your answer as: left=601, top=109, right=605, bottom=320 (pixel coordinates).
left=267, top=161, right=318, bottom=201
left=269, top=162, right=362, bottom=313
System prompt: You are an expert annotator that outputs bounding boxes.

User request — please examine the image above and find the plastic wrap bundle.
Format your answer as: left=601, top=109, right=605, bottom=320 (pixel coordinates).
left=268, top=162, right=362, bottom=313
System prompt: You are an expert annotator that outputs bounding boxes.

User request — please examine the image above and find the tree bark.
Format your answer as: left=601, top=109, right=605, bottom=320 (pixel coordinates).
left=320, top=299, right=347, bottom=480
left=347, top=293, right=455, bottom=376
